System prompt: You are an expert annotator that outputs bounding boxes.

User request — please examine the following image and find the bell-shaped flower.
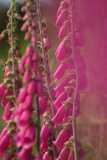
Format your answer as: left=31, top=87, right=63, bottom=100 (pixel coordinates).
left=56, top=146, right=70, bottom=160
left=43, top=151, right=53, bottom=160
left=56, top=9, right=68, bottom=27
left=18, top=87, right=28, bottom=103
left=53, top=126, right=72, bottom=151
left=58, top=20, right=71, bottom=39
left=55, top=36, right=72, bottom=61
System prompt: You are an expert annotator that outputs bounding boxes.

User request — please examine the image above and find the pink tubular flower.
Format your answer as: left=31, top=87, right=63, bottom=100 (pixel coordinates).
left=56, top=146, right=70, bottom=160
left=38, top=96, right=48, bottom=114
left=35, top=154, right=42, bottom=160
left=68, top=151, right=74, bottom=160
left=0, top=84, right=5, bottom=98
left=0, top=130, right=12, bottom=156
left=17, top=148, right=33, bottom=160
left=22, top=125, right=36, bottom=149
left=55, top=36, right=72, bottom=61
left=54, top=92, right=67, bottom=110
left=24, top=95, right=33, bottom=109
left=52, top=104, right=72, bottom=125
left=58, top=20, right=71, bottom=39
left=2, top=102, right=12, bottom=121
left=19, top=110, right=32, bottom=126
left=53, top=126, right=72, bottom=151
left=27, top=80, right=37, bottom=94
left=23, top=70, right=31, bottom=83
left=57, top=1, right=69, bottom=17
left=17, top=87, right=28, bottom=103
left=54, top=62, right=73, bottom=80
left=40, top=123, right=52, bottom=143
left=56, top=9, right=69, bottom=27
left=54, top=74, right=73, bottom=97
left=43, top=151, right=53, bottom=160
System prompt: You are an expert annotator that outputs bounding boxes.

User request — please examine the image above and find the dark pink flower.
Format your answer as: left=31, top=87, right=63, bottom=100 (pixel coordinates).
left=58, top=20, right=71, bottom=39
left=43, top=151, right=53, bottom=160
left=56, top=146, right=70, bottom=160
left=18, top=87, right=28, bottom=103
left=53, top=126, right=72, bottom=151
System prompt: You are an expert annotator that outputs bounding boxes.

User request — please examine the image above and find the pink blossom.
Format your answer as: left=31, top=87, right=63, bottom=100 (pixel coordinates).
left=0, top=84, right=5, bottom=97
left=17, top=148, right=33, bottom=160
left=23, top=70, right=31, bottom=83
left=27, top=80, right=37, bottom=95
left=40, top=123, right=52, bottom=143
left=19, top=110, right=31, bottom=126
left=0, top=130, right=12, bottom=155
left=52, top=105, right=67, bottom=124
left=57, top=1, right=69, bottom=17
left=54, top=92, right=67, bottom=110
left=56, top=9, right=68, bottom=27
left=55, top=36, right=72, bottom=61
left=24, top=95, right=33, bottom=109
left=54, top=74, right=73, bottom=97
left=2, top=102, right=12, bottom=121
left=54, top=62, right=73, bottom=80
left=53, top=126, right=72, bottom=151
left=17, top=87, right=28, bottom=103
left=58, top=20, right=71, bottom=39
left=23, top=125, right=36, bottom=149
left=68, top=151, right=74, bottom=160
left=52, top=104, right=73, bottom=125
left=39, top=96, right=48, bottom=114
left=43, top=152, right=53, bottom=160
left=56, top=146, right=70, bottom=160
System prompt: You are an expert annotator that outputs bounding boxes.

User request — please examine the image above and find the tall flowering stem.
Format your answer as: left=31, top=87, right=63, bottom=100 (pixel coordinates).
left=15, top=0, right=55, bottom=159
left=7, top=0, right=19, bottom=96
left=52, top=0, right=82, bottom=159
left=36, top=0, right=55, bottom=116
left=0, top=0, right=21, bottom=159
left=69, top=1, right=79, bottom=160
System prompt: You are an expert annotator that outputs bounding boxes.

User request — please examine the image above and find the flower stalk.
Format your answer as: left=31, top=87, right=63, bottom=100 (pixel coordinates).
left=36, top=0, right=55, bottom=116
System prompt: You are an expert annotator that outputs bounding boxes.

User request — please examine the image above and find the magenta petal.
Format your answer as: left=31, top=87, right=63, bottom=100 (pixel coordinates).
left=57, top=146, right=70, bottom=160
left=52, top=106, right=66, bottom=124
left=40, top=123, right=51, bottom=143
left=19, top=110, right=31, bottom=125
left=2, top=102, right=12, bottom=121
left=18, top=87, right=27, bottom=103
left=56, top=9, right=68, bottom=27
left=0, top=131, right=11, bottom=153
left=55, top=36, right=72, bottom=61
left=58, top=20, right=71, bottom=39
left=57, top=1, right=69, bottom=17
left=23, top=70, right=31, bottom=83
left=54, top=75, right=72, bottom=97
left=0, top=84, right=5, bottom=97
left=39, top=96, right=48, bottom=114
left=23, top=125, right=36, bottom=149
left=17, top=148, right=32, bottom=160
left=54, top=127, right=72, bottom=151
left=54, top=62, right=73, bottom=80
left=54, top=92, right=67, bottom=110
left=27, top=80, right=37, bottom=94
left=43, top=152, right=52, bottom=160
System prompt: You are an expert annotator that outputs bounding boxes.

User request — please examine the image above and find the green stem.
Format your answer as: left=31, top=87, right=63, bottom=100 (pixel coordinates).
left=69, top=1, right=79, bottom=160
left=8, top=0, right=17, bottom=96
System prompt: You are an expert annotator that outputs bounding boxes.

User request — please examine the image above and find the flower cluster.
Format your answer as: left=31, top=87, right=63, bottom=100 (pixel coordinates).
left=0, top=0, right=84, bottom=159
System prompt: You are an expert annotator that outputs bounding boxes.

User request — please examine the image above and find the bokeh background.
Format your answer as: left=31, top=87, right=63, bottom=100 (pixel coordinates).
left=0, top=0, right=107, bottom=159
